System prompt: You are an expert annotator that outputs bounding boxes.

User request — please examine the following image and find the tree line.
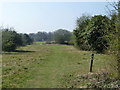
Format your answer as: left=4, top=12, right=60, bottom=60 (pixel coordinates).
left=29, top=32, right=54, bottom=42
left=29, top=29, right=73, bottom=44
left=1, top=28, right=73, bottom=52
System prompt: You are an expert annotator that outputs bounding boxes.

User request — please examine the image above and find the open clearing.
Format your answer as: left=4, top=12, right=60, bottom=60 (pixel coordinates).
left=2, top=42, right=111, bottom=88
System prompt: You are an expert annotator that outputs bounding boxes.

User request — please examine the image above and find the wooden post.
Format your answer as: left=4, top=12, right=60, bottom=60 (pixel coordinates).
left=90, top=53, right=94, bottom=72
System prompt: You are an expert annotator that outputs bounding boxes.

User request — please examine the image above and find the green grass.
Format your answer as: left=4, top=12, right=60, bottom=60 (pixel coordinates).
left=2, top=42, right=112, bottom=88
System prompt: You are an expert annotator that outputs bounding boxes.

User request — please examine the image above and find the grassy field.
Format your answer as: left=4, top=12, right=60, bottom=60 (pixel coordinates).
left=2, top=42, right=112, bottom=88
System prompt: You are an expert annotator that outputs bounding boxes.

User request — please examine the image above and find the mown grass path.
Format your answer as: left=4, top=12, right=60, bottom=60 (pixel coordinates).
left=2, top=42, right=111, bottom=88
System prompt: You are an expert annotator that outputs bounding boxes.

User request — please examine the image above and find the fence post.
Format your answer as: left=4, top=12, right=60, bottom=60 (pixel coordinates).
left=90, top=53, right=94, bottom=72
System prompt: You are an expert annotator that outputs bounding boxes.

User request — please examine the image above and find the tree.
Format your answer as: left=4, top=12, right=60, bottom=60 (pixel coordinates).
left=107, top=0, right=120, bottom=78
left=54, top=29, right=72, bottom=44
left=74, top=14, right=91, bottom=50
left=46, top=32, right=54, bottom=41
left=86, top=15, right=110, bottom=53
left=74, top=14, right=110, bottom=53
left=20, top=34, right=33, bottom=46
left=29, top=33, right=36, bottom=41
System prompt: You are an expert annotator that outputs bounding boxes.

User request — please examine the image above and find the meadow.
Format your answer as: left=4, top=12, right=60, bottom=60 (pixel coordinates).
left=2, top=42, right=112, bottom=88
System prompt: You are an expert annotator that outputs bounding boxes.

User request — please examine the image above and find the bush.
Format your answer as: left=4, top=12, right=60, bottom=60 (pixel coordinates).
left=2, top=29, right=22, bottom=51
left=2, top=28, right=33, bottom=52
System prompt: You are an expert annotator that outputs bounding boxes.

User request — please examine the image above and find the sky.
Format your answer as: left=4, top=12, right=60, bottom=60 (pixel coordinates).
left=0, top=1, right=114, bottom=34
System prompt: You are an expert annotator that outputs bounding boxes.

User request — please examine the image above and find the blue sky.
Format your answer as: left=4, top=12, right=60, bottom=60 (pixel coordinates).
left=0, top=2, right=114, bottom=34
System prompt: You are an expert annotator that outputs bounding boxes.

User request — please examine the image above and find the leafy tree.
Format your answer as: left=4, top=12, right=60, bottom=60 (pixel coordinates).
left=74, top=14, right=91, bottom=50
left=86, top=15, right=110, bottom=53
left=54, top=29, right=72, bottom=44
left=74, top=14, right=110, bottom=53
left=20, top=34, right=33, bottom=46
left=29, top=33, right=36, bottom=41
left=46, top=32, right=54, bottom=41
left=107, top=1, right=120, bottom=78
left=34, top=32, right=47, bottom=41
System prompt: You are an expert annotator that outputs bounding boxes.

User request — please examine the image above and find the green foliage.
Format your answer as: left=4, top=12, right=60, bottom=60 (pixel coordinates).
left=2, top=29, right=22, bottom=51
left=86, top=15, right=110, bottom=53
left=29, top=30, right=74, bottom=45
left=29, top=32, right=54, bottom=42
left=74, top=15, right=110, bottom=53
left=20, top=34, right=33, bottom=46
left=106, top=1, right=120, bottom=78
left=74, top=15, right=91, bottom=50
left=54, top=29, right=72, bottom=44
left=2, top=28, right=33, bottom=52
